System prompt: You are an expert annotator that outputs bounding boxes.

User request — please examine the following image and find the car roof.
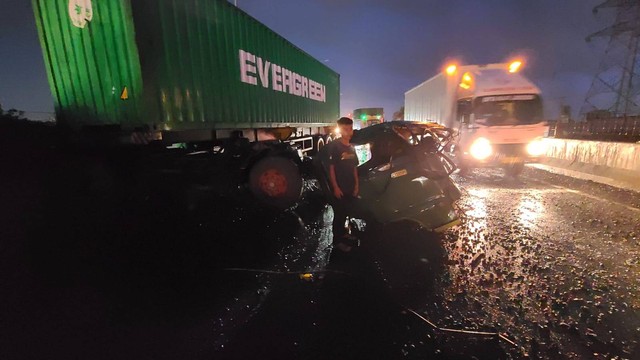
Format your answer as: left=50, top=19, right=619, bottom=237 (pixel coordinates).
left=351, top=121, right=449, bottom=144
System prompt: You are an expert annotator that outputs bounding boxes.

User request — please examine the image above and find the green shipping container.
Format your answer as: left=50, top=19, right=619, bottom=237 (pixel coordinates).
left=32, top=0, right=340, bottom=133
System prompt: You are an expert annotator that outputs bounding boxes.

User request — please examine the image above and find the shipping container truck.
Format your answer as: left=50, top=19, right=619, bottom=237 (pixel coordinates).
left=32, top=0, right=340, bottom=208
left=405, top=61, right=548, bottom=176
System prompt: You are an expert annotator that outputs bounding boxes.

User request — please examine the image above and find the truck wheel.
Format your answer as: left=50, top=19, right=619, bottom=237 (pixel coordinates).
left=249, top=156, right=302, bottom=209
left=504, top=161, right=524, bottom=177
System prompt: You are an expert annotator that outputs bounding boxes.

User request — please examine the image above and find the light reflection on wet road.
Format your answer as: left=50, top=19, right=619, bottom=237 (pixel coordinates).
left=215, top=166, right=639, bottom=359
left=211, top=166, right=640, bottom=359
left=414, top=167, right=640, bottom=359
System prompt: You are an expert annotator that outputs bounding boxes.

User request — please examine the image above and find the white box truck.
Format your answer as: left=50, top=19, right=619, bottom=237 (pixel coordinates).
left=405, top=61, right=548, bottom=176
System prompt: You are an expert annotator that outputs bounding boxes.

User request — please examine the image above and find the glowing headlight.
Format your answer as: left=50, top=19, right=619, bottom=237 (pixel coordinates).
left=469, top=137, right=492, bottom=160
left=527, top=138, right=547, bottom=157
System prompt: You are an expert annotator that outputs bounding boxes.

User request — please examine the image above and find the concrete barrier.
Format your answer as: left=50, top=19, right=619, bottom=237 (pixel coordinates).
left=541, top=138, right=640, bottom=190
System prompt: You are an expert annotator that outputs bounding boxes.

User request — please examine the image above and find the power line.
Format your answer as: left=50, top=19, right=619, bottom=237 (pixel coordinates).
left=581, top=0, right=640, bottom=119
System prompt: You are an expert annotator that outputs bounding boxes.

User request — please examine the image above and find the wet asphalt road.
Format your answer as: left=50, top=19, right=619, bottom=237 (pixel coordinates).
left=429, top=167, right=640, bottom=359
left=214, top=166, right=640, bottom=360
left=2, top=136, right=640, bottom=360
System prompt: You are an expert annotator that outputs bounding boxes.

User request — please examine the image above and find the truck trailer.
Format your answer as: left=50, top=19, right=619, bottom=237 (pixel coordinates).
left=405, top=61, right=548, bottom=176
left=32, top=0, right=340, bottom=208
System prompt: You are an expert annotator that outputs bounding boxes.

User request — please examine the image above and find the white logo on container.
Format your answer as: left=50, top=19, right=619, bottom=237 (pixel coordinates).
left=69, top=0, right=93, bottom=28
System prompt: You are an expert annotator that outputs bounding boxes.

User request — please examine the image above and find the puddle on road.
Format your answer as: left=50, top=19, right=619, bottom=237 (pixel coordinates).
left=466, top=188, right=489, bottom=220
left=517, top=191, right=545, bottom=229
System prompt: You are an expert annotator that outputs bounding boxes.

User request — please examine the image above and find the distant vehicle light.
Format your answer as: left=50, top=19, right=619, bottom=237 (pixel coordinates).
left=527, top=138, right=547, bottom=156
left=463, top=73, right=472, bottom=82
left=334, top=127, right=341, bottom=135
left=509, top=60, right=523, bottom=73
left=470, top=137, right=492, bottom=160
left=446, top=64, right=457, bottom=75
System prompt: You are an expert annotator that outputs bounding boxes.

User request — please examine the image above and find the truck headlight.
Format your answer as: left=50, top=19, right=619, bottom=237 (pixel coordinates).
left=527, top=138, right=547, bottom=157
left=469, top=137, right=492, bottom=160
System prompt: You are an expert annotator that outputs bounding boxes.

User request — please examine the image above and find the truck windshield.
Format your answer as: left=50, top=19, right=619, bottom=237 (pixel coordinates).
left=473, top=94, right=543, bottom=125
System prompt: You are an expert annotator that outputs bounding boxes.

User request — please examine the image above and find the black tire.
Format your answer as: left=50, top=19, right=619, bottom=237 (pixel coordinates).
left=249, top=156, right=302, bottom=210
left=504, top=161, right=524, bottom=177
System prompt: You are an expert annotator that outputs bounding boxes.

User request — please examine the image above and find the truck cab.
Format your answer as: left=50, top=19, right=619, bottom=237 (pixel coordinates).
left=405, top=61, right=549, bottom=177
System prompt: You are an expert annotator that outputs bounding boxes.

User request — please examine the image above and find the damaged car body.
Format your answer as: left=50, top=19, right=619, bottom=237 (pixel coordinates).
left=314, top=121, right=462, bottom=232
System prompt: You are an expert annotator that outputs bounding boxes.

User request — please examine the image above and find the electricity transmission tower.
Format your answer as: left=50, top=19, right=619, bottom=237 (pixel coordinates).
left=581, top=0, right=640, bottom=119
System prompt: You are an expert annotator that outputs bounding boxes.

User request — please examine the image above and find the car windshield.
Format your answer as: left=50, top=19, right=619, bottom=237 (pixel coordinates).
left=356, top=129, right=410, bottom=169
left=474, top=94, right=543, bottom=125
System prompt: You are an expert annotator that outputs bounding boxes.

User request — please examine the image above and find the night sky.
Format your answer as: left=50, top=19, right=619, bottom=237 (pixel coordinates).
left=0, top=0, right=611, bottom=120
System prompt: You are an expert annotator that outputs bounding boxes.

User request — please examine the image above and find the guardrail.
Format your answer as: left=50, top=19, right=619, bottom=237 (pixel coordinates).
left=541, top=138, right=640, bottom=190
left=551, top=118, right=640, bottom=142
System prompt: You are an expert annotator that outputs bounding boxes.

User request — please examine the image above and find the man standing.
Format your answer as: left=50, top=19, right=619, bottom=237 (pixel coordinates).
left=329, top=117, right=359, bottom=252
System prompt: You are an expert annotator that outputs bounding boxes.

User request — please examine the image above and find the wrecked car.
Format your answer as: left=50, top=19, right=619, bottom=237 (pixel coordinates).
left=314, top=121, right=462, bottom=232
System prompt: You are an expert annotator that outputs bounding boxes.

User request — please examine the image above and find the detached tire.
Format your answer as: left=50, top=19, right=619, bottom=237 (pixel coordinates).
left=249, top=156, right=302, bottom=210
